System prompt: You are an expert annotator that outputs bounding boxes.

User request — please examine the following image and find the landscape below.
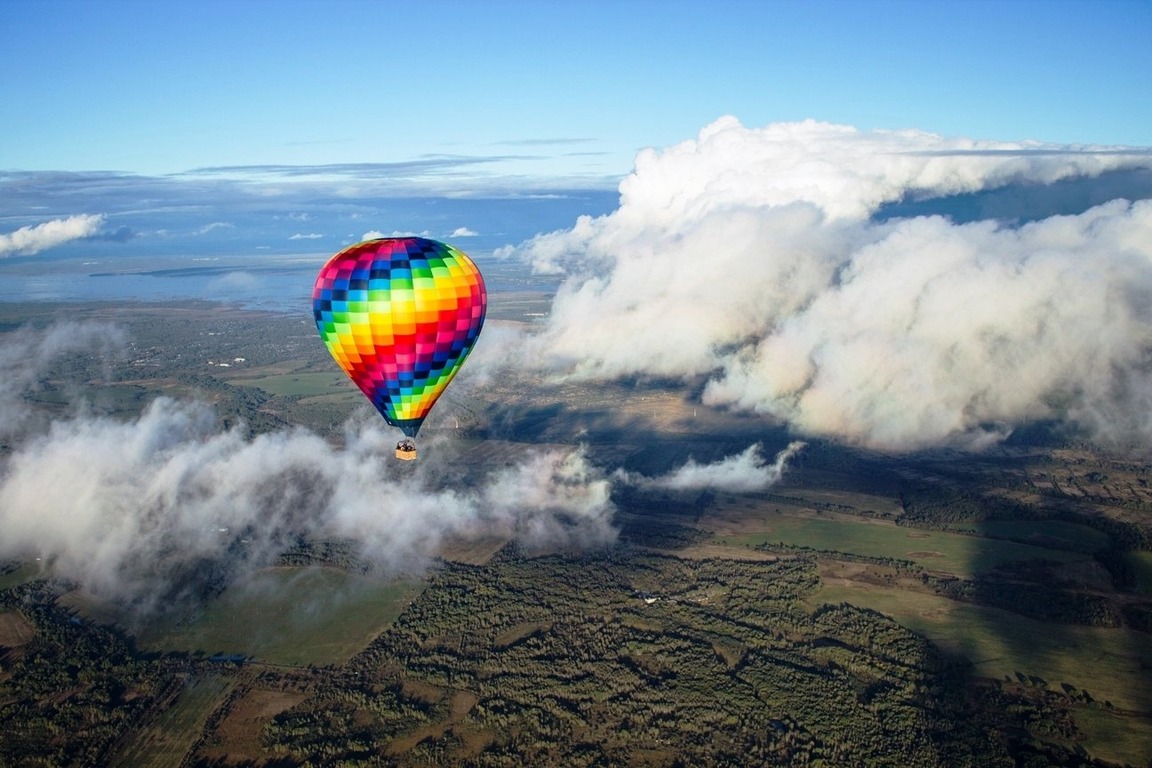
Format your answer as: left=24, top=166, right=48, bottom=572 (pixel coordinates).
left=1, top=301, right=1150, bottom=767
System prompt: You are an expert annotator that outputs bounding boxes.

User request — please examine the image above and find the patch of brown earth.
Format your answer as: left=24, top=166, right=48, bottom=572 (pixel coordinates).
left=202, top=688, right=306, bottom=763
left=0, top=612, right=35, bottom=647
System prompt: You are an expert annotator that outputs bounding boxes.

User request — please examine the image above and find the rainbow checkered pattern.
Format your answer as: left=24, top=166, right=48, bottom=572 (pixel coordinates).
left=313, top=237, right=487, bottom=437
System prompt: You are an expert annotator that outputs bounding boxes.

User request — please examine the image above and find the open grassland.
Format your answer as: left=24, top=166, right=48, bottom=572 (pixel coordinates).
left=1130, top=550, right=1152, bottom=593
left=711, top=508, right=1090, bottom=578
left=812, top=579, right=1152, bottom=711
left=482, top=291, right=553, bottom=322
left=969, top=519, right=1113, bottom=553
left=0, top=563, right=41, bottom=591
left=438, top=535, right=511, bottom=565
left=1071, top=706, right=1152, bottom=768
left=110, top=674, right=234, bottom=768
left=812, top=580, right=1152, bottom=766
left=228, top=370, right=352, bottom=397
left=136, top=567, right=422, bottom=666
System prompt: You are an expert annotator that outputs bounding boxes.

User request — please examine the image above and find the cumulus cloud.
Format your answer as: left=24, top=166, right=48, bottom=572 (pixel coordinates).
left=617, top=442, right=805, bottom=493
left=510, top=118, right=1152, bottom=450
left=0, top=214, right=105, bottom=257
left=482, top=446, right=615, bottom=548
left=703, top=202, right=1152, bottom=449
left=0, top=397, right=616, bottom=614
left=361, top=229, right=433, bottom=241
left=0, top=326, right=616, bottom=614
left=450, top=226, right=479, bottom=237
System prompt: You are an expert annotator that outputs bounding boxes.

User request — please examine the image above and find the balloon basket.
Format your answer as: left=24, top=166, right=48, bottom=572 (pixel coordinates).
left=395, top=440, right=417, bottom=461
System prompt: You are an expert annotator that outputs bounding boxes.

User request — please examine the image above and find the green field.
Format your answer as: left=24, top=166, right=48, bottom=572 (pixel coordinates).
left=110, top=674, right=234, bottom=768
left=1129, top=550, right=1152, bottom=594
left=0, top=562, right=41, bottom=591
left=136, top=567, right=422, bottom=666
left=717, top=513, right=1091, bottom=578
left=969, top=519, right=1113, bottom=553
left=230, top=371, right=351, bottom=397
left=813, top=582, right=1152, bottom=766
left=1072, top=705, right=1152, bottom=768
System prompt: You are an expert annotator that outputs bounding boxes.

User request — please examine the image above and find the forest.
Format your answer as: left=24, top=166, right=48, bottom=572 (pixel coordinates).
left=0, top=549, right=1130, bottom=767
left=0, top=302, right=1150, bottom=766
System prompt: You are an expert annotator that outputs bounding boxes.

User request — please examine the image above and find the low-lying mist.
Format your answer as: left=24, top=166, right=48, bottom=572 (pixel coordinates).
left=0, top=323, right=801, bottom=617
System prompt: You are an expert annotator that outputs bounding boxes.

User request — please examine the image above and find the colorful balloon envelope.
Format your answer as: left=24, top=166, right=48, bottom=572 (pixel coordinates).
left=313, top=237, right=487, bottom=449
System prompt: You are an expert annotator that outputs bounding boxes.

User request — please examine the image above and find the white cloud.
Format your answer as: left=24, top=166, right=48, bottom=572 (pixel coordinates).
left=193, top=221, right=234, bottom=236
left=0, top=327, right=617, bottom=612
left=702, top=202, right=1152, bottom=449
left=0, top=213, right=105, bottom=257
left=289, top=232, right=324, bottom=240
left=481, top=445, right=615, bottom=549
left=617, top=442, right=805, bottom=493
left=0, top=401, right=617, bottom=612
left=450, top=226, right=479, bottom=237
left=360, top=229, right=434, bottom=241
left=617, top=117, right=1149, bottom=225
left=0, top=322, right=127, bottom=438
left=509, top=118, right=1152, bottom=450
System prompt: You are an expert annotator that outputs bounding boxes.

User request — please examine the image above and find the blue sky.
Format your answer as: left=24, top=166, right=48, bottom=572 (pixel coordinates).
left=2, top=0, right=1151, bottom=274
left=6, top=0, right=1152, bottom=574
left=3, top=0, right=1150, bottom=182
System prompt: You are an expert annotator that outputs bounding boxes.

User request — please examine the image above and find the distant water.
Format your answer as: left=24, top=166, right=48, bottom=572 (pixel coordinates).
left=0, top=253, right=556, bottom=313
left=0, top=255, right=318, bottom=313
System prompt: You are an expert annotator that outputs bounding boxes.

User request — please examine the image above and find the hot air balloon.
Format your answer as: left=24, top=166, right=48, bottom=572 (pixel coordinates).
left=313, top=237, right=487, bottom=460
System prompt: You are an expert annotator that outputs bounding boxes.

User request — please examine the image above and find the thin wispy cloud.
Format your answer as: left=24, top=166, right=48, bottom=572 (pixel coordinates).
left=193, top=221, right=234, bottom=236
left=493, top=138, right=598, bottom=147
left=183, top=156, right=530, bottom=179
left=0, top=165, right=620, bottom=262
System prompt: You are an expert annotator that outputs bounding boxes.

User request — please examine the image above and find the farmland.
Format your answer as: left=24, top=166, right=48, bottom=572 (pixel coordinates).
left=1, top=301, right=1151, bottom=766
left=135, top=568, right=423, bottom=667
left=712, top=509, right=1093, bottom=578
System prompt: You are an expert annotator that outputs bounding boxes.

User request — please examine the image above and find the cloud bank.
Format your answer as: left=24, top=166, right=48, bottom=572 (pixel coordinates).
left=0, top=321, right=810, bottom=615
left=0, top=214, right=105, bottom=257
left=511, top=118, right=1152, bottom=450
left=0, top=325, right=618, bottom=614
left=0, top=398, right=618, bottom=614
